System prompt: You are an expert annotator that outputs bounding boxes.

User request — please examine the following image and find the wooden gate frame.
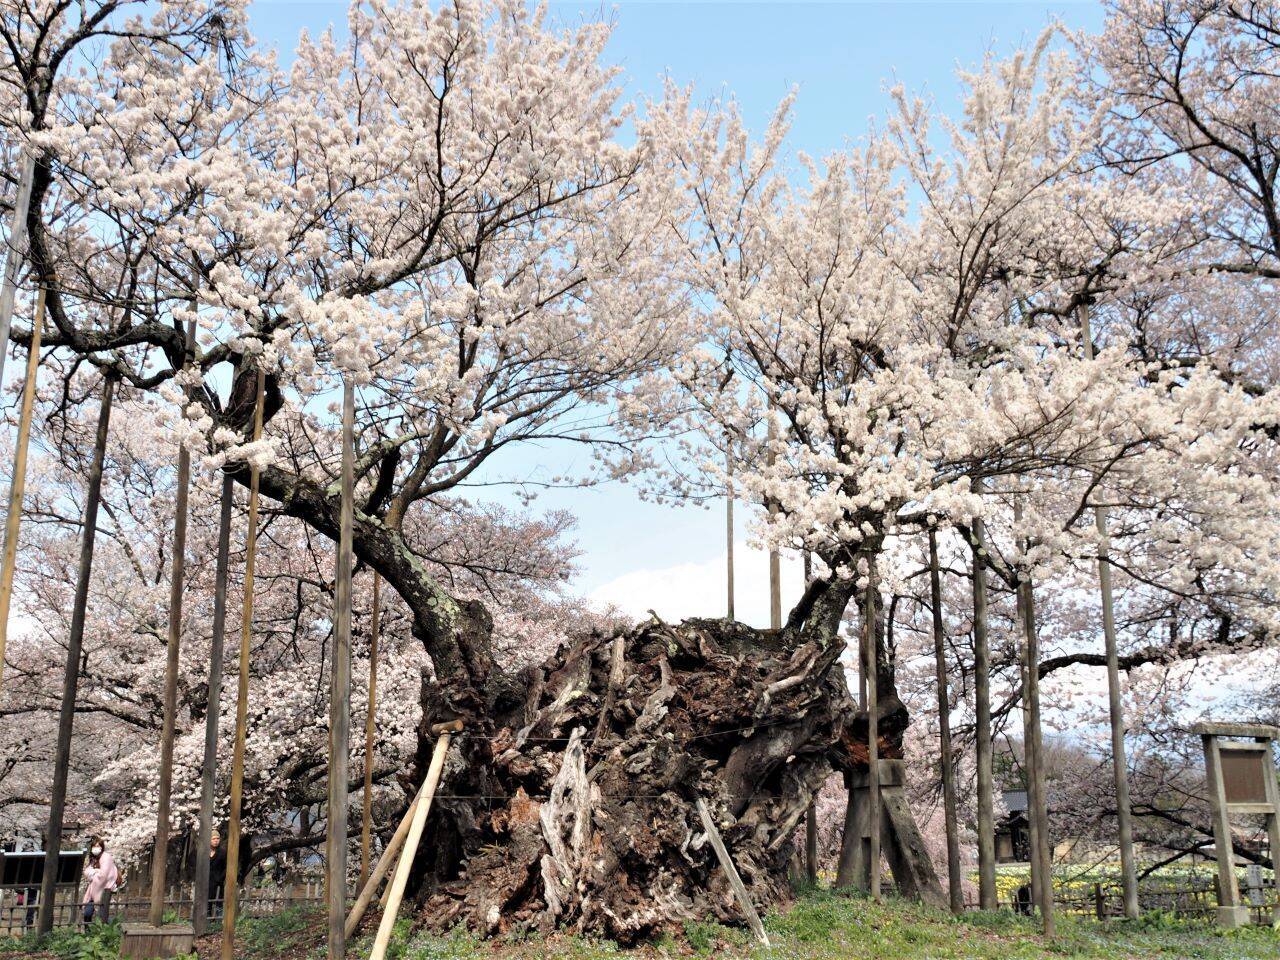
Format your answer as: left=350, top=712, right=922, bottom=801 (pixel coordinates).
left=1193, top=722, right=1280, bottom=929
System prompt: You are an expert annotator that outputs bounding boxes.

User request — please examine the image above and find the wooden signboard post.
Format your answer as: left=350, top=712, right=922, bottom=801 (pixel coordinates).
left=1194, top=722, right=1280, bottom=929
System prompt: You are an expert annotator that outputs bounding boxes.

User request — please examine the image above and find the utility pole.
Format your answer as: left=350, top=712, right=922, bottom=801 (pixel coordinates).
left=327, top=380, right=355, bottom=960
left=1079, top=302, right=1139, bottom=919
left=37, top=374, right=116, bottom=936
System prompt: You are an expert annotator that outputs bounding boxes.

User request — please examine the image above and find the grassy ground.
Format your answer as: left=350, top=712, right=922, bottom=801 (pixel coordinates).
left=4, top=888, right=1280, bottom=960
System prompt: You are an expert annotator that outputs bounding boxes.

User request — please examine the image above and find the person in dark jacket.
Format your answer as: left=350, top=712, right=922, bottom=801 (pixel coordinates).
left=207, top=830, right=227, bottom=921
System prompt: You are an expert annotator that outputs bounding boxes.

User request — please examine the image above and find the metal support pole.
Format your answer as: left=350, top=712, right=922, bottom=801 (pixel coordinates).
left=36, top=374, right=115, bottom=936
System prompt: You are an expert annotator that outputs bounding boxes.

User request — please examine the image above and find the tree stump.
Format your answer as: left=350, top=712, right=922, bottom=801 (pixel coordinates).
left=394, top=614, right=939, bottom=942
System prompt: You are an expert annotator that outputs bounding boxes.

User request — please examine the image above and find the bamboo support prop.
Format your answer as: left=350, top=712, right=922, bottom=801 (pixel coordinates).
left=971, top=515, right=997, bottom=909
left=0, top=286, right=43, bottom=690
left=192, top=471, right=235, bottom=936
left=0, top=153, right=35, bottom=391
left=37, top=373, right=116, bottom=936
left=368, top=723, right=458, bottom=960
left=695, top=798, right=770, bottom=947
left=327, top=379, right=355, bottom=960
left=148, top=314, right=197, bottom=928
left=928, top=530, right=963, bottom=913
left=864, top=574, right=881, bottom=903
left=221, top=364, right=267, bottom=960
left=359, top=572, right=382, bottom=889
left=1078, top=303, right=1140, bottom=920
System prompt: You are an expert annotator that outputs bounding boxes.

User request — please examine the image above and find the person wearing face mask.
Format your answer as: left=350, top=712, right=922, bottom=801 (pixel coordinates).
left=81, top=836, right=119, bottom=925
left=207, top=829, right=227, bottom=921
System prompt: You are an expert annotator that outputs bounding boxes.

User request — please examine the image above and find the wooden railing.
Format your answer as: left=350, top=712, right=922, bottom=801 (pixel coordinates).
left=0, top=881, right=324, bottom=935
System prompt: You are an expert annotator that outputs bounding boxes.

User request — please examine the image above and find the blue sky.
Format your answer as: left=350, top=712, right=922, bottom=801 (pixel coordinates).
left=249, top=0, right=1106, bottom=625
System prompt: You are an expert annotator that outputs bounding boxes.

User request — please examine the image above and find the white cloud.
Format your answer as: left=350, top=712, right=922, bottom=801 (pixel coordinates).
left=588, top=540, right=807, bottom=629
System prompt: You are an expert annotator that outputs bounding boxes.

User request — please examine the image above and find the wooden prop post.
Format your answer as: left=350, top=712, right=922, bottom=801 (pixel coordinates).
left=695, top=798, right=770, bottom=946
left=1016, top=541, right=1055, bottom=938
left=0, top=152, right=35, bottom=391
left=928, top=530, right=963, bottom=913
left=1079, top=303, right=1140, bottom=919
left=221, top=364, right=266, bottom=960
left=327, top=379, right=355, bottom=960
left=368, top=723, right=457, bottom=960
left=192, top=471, right=235, bottom=936
left=1194, top=722, right=1280, bottom=929
left=343, top=730, right=449, bottom=940
left=359, top=572, right=382, bottom=889
left=971, top=516, right=997, bottom=909
left=864, top=576, right=881, bottom=903
left=148, top=315, right=197, bottom=930
left=36, top=374, right=116, bottom=936
left=0, top=286, right=42, bottom=690
left=725, top=447, right=734, bottom=621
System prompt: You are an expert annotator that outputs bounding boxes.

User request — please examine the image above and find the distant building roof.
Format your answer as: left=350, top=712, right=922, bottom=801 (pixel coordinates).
left=1003, top=790, right=1028, bottom=813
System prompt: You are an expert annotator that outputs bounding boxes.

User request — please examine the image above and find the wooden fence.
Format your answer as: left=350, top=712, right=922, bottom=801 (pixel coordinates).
left=971, top=874, right=1279, bottom=924
left=0, top=881, right=324, bottom=936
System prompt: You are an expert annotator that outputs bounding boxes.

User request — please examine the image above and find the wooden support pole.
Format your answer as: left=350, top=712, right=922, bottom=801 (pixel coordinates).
left=726, top=446, right=734, bottom=621
left=1016, top=538, right=1055, bottom=937
left=0, top=152, right=35, bottom=391
left=1078, top=303, right=1139, bottom=920
left=36, top=373, right=116, bottom=937
left=0, top=285, right=42, bottom=690
left=928, top=530, right=963, bottom=913
left=864, top=572, right=881, bottom=903
left=359, top=573, right=382, bottom=890
left=344, top=761, right=436, bottom=940
left=149, top=315, right=196, bottom=928
left=971, top=515, right=997, bottom=909
left=221, top=364, right=266, bottom=960
left=368, top=729, right=454, bottom=960
left=1016, top=580, right=1043, bottom=913
left=800, top=552, right=817, bottom=885
left=695, top=798, right=770, bottom=947
left=805, top=806, right=818, bottom=885
left=192, top=470, right=234, bottom=936
left=1200, top=733, right=1246, bottom=928
left=327, top=380, right=355, bottom=960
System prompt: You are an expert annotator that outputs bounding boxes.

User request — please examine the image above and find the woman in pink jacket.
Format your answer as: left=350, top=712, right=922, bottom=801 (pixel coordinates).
left=82, top=837, right=119, bottom=925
